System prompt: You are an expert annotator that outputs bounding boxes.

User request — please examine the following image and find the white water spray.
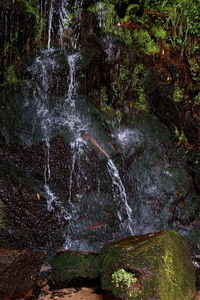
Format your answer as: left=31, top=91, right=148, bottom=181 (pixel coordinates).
left=108, top=159, right=133, bottom=234
left=47, top=0, right=54, bottom=50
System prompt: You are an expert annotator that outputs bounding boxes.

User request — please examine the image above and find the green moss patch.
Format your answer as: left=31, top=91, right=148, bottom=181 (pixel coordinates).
left=51, top=250, right=100, bottom=288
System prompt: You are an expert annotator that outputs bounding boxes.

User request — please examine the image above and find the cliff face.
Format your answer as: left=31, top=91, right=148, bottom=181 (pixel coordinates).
left=0, top=0, right=199, bottom=254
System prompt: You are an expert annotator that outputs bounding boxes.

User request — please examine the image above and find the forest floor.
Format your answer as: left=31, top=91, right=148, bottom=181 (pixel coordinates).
left=38, top=287, right=200, bottom=300
left=38, top=287, right=116, bottom=300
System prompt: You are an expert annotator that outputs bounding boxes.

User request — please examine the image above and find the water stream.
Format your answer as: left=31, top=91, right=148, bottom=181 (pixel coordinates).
left=18, top=0, right=136, bottom=252
left=0, top=0, right=199, bottom=258
left=47, top=0, right=54, bottom=50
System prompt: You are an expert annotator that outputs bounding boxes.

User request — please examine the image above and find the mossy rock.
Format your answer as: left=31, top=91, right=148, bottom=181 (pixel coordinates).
left=51, top=250, right=100, bottom=288
left=100, top=230, right=196, bottom=300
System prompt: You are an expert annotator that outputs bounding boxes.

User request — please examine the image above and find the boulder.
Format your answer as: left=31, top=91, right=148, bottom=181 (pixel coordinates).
left=51, top=250, right=100, bottom=288
left=0, top=248, right=45, bottom=299
left=100, top=230, right=196, bottom=300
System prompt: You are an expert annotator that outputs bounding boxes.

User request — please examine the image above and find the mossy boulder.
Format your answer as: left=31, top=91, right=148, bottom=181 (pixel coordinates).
left=100, top=230, right=196, bottom=300
left=51, top=250, right=100, bottom=288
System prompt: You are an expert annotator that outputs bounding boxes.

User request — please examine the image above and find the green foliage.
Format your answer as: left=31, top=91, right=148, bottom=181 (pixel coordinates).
left=132, top=64, right=147, bottom=110
left=152, top=24, right=167, bottom=40
left=173, top=83, right=184, bottom=102
left=134, top=30, right=159, bottom=54
left=99, top=86, right=122, bottom=122
left=127, top=3, right=140, bottom=13
left=136, top=87, right=147, bottom=110
left=119, top=65, right=129, bottom=81
left=118, top=28, right=134, bottom=45
left=17, top=0, right=39, bottom=19
left=3, top=31, right=19, bottom=58
left=111, top=268, right=137, bottom=289
left=194, top=93, right=200, bottom=105
left=87, top=2, right=116, bottom=33
left=112, top=62, right=129, bottom=104
left=100, top=86, right=110, bottom=111
left=4, top=65, right=20, bottom=85
left=63, top=12, right=75, bottom=28
left=189, top=57, right=200, bottom=88
left=152, top=0, right=199, bottom=50
left=132, top=64, right=144, bottom=86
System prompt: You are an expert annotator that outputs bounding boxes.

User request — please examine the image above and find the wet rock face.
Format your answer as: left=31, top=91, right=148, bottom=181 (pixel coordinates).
left=0, top=247, right=45, bottom=299
left=0, top=0, right=199, bottom=257
left=0, top=137, right=73, bottom=250
left=100, top=230, right=196, bottom=300
left=0, top=108, right=199, bottom=253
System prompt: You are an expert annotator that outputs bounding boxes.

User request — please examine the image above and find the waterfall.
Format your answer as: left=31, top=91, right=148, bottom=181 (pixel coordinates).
left=25, top=0, right=134, bottom=251
left=47, top=0, right=54, bottom=50
left=1, top=0, right=198, bottom=256
left=107, top=159, right=133, bottom=235
left=58, top=0, right=69, bottom=47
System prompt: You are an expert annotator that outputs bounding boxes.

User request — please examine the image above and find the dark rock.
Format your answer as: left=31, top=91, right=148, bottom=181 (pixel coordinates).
left=51, top=250, right=100, bottom=288
left=0, top=247, right=45, bottom=298
left=100, top=230, right=196, bottom=300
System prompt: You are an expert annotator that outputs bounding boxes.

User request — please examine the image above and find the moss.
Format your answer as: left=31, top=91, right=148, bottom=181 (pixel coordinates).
left=159, top=233, right=196, bottom=300
left=119, top=29, right=134, bottom=46
left=152, top=25, right=167, bottom=40
left=100, top=231, right=196, bottom=299
left=4, top=65, right=20, bottom=86
left=194, top=92, right=200, bottom=104
left=134, top=29, right=159, bottom=54
left=173, top=83, right=184, bottom=103
left=131, top=64, right=147, bottom=111
left=176, top=131, right=190, bottom=148
left=16, top=0, right=39, bottom=19
left=51, top=250, right=100, bottom=288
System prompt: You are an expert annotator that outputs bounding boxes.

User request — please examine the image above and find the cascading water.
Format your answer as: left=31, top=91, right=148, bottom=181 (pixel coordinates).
left=23, top=0, right=135, bottom=251
left=107, top=159, right=133, bottom=235
left=47, top=0, right=54, bottom=50
left=1, top=0, right=199, bottom=261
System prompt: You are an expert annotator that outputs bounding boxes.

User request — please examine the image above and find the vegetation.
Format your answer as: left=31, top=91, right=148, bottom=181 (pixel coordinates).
left=16, top=0, right=39, bottom=19
left=133, top=29, right=159, bottom=54
left=111, top=268, right=137, bottom=289
left=85, top=0, right=200, bottom=153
